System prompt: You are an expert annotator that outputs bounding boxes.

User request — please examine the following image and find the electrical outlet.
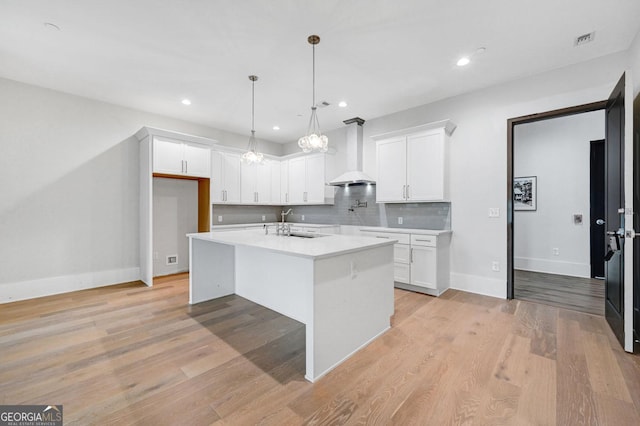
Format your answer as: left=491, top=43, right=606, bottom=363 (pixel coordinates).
left=398, top=217, right=403, bottom=225
left=492, top=261, right=500, bottom=272
left=552, top=248, right=560, bottom=256
left=489, top=208, right=500, bottom=218
left=262, top=215, right=266, bottom=221
left=218, top=215, right=223, bottom=223
left=302, top=215, right=305, bottom=221
left=166, top=255, right=178, bottom=265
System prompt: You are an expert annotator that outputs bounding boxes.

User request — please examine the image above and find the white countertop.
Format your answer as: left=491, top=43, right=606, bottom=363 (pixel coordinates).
left=189, top=230, right=396, bottom=259
left=359, top=227, right=452, bottom=236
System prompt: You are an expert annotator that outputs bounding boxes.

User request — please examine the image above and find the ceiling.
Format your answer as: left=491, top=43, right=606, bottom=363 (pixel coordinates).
left=1, top=0, right=639, bottom=144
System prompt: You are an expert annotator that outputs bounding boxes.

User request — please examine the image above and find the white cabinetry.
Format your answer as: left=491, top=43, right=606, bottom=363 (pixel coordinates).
left=287, top=154, right=331, bottom=204
left=280, top=160, right=290, bottom=204
left=374, top=120, right=455, bottom=203
left=361, top=229, right=451, bottom=296
left=153, top=137, right=211, bottom=178
left=241, top=162, right=273, bottom=204
left=211, top=151, right=241, bottom=203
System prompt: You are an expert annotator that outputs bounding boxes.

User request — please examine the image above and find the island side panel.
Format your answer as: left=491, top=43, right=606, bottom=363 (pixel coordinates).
left=311, top=244, right=394, bottom=381
left=234, top=245, right=313, bottom=325
left=189, top=238, right=235, bottom=304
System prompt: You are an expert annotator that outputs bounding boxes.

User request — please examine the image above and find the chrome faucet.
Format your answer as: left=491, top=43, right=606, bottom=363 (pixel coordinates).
left=277, top=209, right=293, bottom=236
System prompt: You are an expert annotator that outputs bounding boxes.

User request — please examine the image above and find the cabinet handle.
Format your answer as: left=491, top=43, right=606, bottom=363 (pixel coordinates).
left=185, top=160, right=188, bottom=174
left=222, top=190, right=225, bottom=201
left=375, top=236, right=390, bottom=239
left=410, top=247, right=414, bottom=263
left=181, top=160, right=185, bottom=174
left=286, top=193, right=289, bottom=203
left=224, top=190, right=227, bottom=201
left=402, top=185, right=406, bottom=199
left=406, top=185, right=410, bottom=199
left=414, top=238, right=430, bottom=242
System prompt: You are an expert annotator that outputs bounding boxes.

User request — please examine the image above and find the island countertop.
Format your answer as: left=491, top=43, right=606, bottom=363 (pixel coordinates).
left=187, top=230, right=396, bottom=260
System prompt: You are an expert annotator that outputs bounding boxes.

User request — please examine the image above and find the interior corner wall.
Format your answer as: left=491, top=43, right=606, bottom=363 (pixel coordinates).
left=152, top=178, right=198, bottom=277
left=360, top=51, right=628, bottom=299
left=0, top=77, right=281, bottom=303
left=513, top=111, right=605, bottom=278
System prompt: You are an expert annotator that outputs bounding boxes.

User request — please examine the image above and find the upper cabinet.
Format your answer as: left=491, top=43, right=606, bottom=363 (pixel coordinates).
left=374, top=120, right=455, bottom=203
left=286, top=153, right=333, bottom=204
left=241, top=161, right=275, bottom=204
left=211, top=151, right=241, bottom=203
left=153, top=137, right=211, bottom=178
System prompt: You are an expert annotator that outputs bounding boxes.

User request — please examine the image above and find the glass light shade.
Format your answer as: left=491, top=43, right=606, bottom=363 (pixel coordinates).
left=298, top=133, right=328, bottom=153
left=241, top=150, right=264, bottom=164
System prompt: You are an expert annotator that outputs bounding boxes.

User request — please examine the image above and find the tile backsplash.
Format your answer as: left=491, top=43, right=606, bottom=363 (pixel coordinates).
left=212, top=185, right=450, bottom=230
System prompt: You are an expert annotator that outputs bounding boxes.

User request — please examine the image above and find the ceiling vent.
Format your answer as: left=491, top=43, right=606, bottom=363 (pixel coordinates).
left=316, top=101, right=330, bottom=108
left=574, top=32, right=595, bottom=46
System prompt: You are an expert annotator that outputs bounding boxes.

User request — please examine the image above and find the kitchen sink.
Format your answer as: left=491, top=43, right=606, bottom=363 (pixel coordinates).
left=289, top=232, right=329, bottom=239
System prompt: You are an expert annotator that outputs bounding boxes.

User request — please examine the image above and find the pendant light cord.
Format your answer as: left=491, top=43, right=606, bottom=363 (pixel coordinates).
left=312, top=43, right=316, bottom=109
left=251, top=78, right=255, bottom=134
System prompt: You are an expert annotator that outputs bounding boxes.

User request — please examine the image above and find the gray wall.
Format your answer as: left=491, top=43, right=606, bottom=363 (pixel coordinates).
left=213, top=185, right=450, bottom=230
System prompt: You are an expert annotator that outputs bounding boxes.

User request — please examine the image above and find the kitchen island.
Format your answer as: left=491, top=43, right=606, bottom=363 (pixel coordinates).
left=187, top=229, right=395, bottom=382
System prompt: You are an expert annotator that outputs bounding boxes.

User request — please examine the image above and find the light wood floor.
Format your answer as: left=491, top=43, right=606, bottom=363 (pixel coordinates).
left=1, top=273, right=639, bottom=425
left=515, top=269, right=605, bottom=316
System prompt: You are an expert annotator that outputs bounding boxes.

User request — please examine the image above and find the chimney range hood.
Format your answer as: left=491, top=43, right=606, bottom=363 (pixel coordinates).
left=329, top=117, right=376, bottom=186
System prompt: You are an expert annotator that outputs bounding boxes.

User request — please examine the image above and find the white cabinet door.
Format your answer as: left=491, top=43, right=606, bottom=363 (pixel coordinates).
left=224, top=153, right=241, bottom=203
left=280, top=160, right=289, bottom=204
left=211, top=151, right=225, bottom=203
left=153, top=138, right=184, bottom=175
left=376, top=137, right=407, bottom=202
left=305, top=154, right=325, bottom=203
left=256, top=163, right=272, bottom=204
left=407, top=130, right=444, bottom=201
left=240, top=162, right=256, bottom=203
left=183, top=144, right=211, bottom=178
left=410, top=245, right=437, bottom=289
left=271, top=161, right=281, bottom=204
left=211, top=151, right=241, bottom=203
left=288, top=157, right=306, bottom=204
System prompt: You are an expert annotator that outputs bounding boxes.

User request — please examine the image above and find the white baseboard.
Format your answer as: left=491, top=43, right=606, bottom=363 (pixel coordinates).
left=514, top=257, right=590, bottom=278
left=450, top=272, right=506, bottom=299
left=0, top=267, right=141, bottom=304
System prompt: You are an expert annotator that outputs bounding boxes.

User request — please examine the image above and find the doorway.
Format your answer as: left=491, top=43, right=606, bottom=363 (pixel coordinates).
left=511, top=108, right=606, bottom=315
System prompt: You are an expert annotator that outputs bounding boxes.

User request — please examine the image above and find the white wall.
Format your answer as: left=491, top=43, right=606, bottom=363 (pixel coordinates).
left=513, top=111, right=604, bottom=277
left=152, top=178, right=197, bottom=277
left=0, top=77, right=283, bottom=303
left=630, top=30, right=640, bottom=96
left=327, top=51, right=626, bottom=298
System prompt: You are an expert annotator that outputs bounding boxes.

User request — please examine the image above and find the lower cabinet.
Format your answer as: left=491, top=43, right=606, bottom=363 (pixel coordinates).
left=361, top=229, right=451, bottom=296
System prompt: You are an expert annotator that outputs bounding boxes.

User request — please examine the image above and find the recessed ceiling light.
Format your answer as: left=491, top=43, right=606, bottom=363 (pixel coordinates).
left=181, top=99, right=191, bottom=105
left=456, top=57, right=470, bottom=67
left=273, top=126, right=280, bottom=131
left=43, top=22, right=61, bottom=31
left=338, top=101, right=347, bottom=108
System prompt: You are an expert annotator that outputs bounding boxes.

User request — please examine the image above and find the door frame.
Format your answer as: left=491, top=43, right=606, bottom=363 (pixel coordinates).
left=506, top=101, right=607, bottom=299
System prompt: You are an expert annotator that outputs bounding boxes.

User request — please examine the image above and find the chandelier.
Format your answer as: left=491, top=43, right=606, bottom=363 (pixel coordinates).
left=298, top=35, right=328, bottom=153
left=241, top=75, right=265, bottom=164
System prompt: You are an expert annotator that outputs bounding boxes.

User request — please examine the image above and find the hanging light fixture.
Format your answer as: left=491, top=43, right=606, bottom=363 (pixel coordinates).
left=241, top=75, right=265, bottom=164
left=298, top=35, right=328, bottom=153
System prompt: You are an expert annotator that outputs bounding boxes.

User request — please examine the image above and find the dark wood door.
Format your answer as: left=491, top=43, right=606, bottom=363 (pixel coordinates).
left=605, top=73, right=625, bottom=347
left=590, top=140, right=606, bottom=278
left=633, top=93, right=640, bottom=353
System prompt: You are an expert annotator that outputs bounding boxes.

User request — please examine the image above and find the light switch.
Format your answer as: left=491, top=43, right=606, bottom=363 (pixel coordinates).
left=218, top=215, right=223, bottom=222
left=489, top=208, right=500, bottom=218
left=398, top=217, right=403, bottom=225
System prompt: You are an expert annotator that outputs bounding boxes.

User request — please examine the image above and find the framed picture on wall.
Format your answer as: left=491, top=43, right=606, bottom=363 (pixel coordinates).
left=514, top=176, right=537, bottom=211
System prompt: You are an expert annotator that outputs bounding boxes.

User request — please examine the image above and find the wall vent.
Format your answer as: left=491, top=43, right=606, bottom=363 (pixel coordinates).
left=574, top=32, right=595, bottom=46
left=166, top=255, right=178, bottom=265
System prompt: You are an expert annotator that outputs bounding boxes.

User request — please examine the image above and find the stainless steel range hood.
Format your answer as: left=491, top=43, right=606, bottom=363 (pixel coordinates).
left=329, top=117, right=376, bottom=186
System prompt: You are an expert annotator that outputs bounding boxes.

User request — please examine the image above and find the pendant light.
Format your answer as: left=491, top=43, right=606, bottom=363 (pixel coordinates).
left=298, top=35, right=328, bottom=153
left=241, top=75, right=265, bottom=164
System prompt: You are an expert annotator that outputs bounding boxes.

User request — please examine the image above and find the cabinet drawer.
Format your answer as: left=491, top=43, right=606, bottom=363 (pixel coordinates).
left=394, top=244, right=410, bottom=264
left=361, top=231, right=410, bottom=244
left=410, top=234, right=437, bottom=247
